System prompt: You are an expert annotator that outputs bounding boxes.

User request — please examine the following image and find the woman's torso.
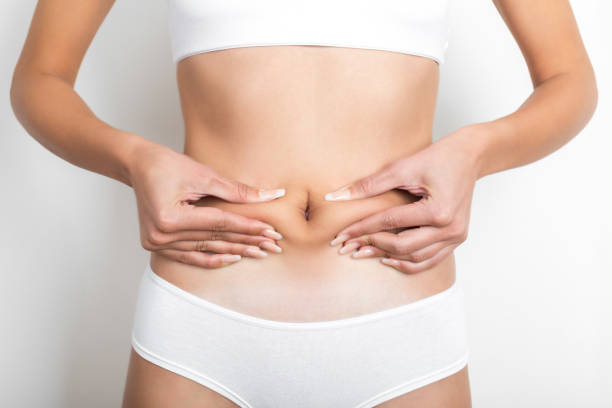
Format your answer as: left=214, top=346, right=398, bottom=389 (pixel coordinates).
left=150, top=45, right=456, bottom=322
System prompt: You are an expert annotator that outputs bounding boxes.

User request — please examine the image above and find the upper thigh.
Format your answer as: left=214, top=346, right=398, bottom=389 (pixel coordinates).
left=376, top=365, right=472, bottom=408
left=122, top=347, right=471, bottom=408
left=121, top=348, right=240, bottom=408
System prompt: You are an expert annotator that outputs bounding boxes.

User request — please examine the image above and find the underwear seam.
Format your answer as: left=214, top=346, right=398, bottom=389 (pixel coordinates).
left=353, top=350, right=470, bottom=408
left=130, top=333, right=253, bottom=408
left=145, top=263, right=462, bottom=331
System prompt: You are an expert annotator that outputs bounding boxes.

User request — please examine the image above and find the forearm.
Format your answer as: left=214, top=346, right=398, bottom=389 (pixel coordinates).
left=463, top=67, right=598, bottom=180
left=10, top=70, right=152, bottom=187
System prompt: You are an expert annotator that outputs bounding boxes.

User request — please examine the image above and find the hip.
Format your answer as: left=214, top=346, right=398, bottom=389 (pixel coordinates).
left=130, top=260, right=468, bottom=407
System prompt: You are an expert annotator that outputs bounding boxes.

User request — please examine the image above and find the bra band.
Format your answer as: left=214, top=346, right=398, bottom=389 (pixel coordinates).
left=167, top=0, right=451, bottom=65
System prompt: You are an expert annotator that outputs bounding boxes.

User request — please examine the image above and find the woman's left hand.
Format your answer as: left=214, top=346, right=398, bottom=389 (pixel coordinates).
left=325, top=126, right=483, bottom=274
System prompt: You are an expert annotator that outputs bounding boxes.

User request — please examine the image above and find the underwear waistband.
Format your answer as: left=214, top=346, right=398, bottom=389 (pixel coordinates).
left=144, top=262, right=463, bottom=331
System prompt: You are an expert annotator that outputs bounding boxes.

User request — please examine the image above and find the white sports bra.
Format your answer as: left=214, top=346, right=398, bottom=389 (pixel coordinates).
left=168, top=0, right=451, bottom=65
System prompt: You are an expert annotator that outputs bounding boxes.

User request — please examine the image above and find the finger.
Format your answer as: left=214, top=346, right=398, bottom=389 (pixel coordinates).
left=159, top=240, right=269, bottom=259
left=342, top=226, right=446, bottom=257
left=324, top=161, right=401, bottom=201
left=156, top=249, right=243, bottom=269
left=206, top=174, right=286, bottom=203
left=330, top=201, right=432, bottom=246
left=258, top=240, right=283, bottom=254
left=161, top=206, right=282, bottom=237
left=380, top=243, right=457, bottom=274
left=152, top=229, right=277, bottom=248
left=350, top=245, right=385, bottom=259
left=337, top=241, right=361, bottom=255
left=393, top=240, right=450, bottom=264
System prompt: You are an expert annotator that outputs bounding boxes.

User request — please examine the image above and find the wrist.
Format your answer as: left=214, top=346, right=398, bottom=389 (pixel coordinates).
left=452, top=121, right=509, bottom=180
left=110, top=130, right=156, bottom=187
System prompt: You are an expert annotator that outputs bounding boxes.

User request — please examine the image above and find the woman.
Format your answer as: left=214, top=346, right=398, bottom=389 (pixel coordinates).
left=10, top=0, right=597, bottom=407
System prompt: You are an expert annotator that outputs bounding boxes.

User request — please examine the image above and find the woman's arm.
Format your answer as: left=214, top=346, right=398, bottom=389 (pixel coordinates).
left=9, top=0, right=286, bottom=268
left=325, top=0, right=598, bottom=273
left=466, top=0, right=598, bottom=179
left=9, top=0, right=146, bottom=186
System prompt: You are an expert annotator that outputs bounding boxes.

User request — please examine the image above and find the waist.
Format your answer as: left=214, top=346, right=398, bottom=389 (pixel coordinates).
left=150, top=129, right=457, bottom=320
left=150, top=47, right=456, bottom=319
left=183, top=113, right=434, bottom=245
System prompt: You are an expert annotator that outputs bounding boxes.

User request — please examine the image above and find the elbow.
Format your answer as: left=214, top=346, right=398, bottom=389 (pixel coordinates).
left=9, top=70, right=21, bottom=119
left=581, top=66, right=599, bottom=129
left=589, top=70, right=599, bottom=119
left=565, top=63, right=599, bottom=134
left=10, top=66, right=41, bottom=130
left=9, top=67, right=28, bottom=125
left=578, top=54, right=599, bottom=121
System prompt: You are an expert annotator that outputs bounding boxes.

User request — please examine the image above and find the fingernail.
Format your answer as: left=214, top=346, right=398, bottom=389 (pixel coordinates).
left=339, top=242, right=360, bottom=255
left=245, top=247, right=268, bottom=258
left=222, top=254, right=242, bottom=263
left=260, top=241, right=283, bottom=253
left=259, top=188, right=286, bottom=201
left=324, top=187, right=351, bottom=201
left=330, top=233, right=349, bottom=246
left=263, top=229, right=283, bottom=240
left=381, top=258, right=400, bottom=267
left=352, top=248, right=374, bottom=259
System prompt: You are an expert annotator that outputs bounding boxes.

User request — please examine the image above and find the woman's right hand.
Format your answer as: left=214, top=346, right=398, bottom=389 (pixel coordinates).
left=127, top=139, right=286, bottom=268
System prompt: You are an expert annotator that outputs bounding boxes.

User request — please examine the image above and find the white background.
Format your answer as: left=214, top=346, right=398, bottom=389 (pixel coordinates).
left=1, top=1, right=610, bottom=407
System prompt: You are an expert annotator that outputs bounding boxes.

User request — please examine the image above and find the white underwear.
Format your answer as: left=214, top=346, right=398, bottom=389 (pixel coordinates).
left=131, top=262, right=470, bottom=408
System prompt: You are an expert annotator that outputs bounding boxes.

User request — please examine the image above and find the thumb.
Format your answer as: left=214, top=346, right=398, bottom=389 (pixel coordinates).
left=206, top=174, right=285, bottom=203
left=324, top=162, right=402, bottom=201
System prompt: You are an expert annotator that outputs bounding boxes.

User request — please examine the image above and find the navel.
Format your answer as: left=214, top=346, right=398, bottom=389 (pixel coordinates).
left=304, top=202, right=311, bottom=221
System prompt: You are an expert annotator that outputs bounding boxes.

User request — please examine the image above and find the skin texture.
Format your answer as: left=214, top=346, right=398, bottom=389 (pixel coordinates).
left=122, top=350, right=472, bottom=408
left=10, top=0, right=597, bottom=407
left=324, top=0, right=599, bottom=273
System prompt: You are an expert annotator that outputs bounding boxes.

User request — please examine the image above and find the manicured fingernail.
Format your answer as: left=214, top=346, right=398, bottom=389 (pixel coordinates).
left=381, top=258, right=400, bottom=266
left=339, top=241, right=360, bottom=255
left=330, top=233, right=349, bottom=246
left=260, top=241, right=282, bottom=253
left=222, top=254, right=242, bottom=263
left=263, top=229, right=283, bottom=240
left=324, top=187, right=351, bottom=201
left=352, top=248, right=374, bottom=259
left=245, top=247, right=268, bottom=258
left=259, top=188, right=285, bottom=201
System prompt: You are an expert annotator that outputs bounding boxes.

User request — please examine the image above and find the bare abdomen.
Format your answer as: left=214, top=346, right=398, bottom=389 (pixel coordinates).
left=150, top=45, right=456, bottom=322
